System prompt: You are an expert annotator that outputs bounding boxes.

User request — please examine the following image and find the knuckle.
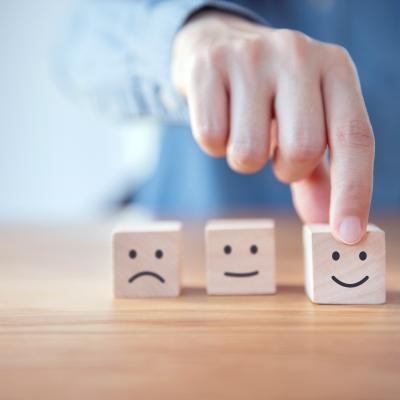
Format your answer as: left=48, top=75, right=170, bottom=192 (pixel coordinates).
left=208, top=44, right=228, bottom=64
left=189, top=51, right=210, bottom=70
left=229, top=140, right=268, bottom=172
left=325, top=44, right=356, bottom=77
left=274, top=29, right=312, bottom=62
left=272, top=167, right=293, bottom=184
left=335, top=120, right=375, bottom=151
left=195, top=128, right=226, bottom=153
left=233, top=36, right=265, bottom=66
left=187, top=45, right=226, bottom=75
left=329, top=44, right=352, bottom=64
left=187, top=53, right=206, bottom=80
left=287, top=147, right=323, bottom=165
left=283, top=136, right=325, bottom=165
left=245, top=36, right=265, bottom=57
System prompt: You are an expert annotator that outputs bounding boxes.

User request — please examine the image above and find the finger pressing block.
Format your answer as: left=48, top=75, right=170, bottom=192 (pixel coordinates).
left=113, top=221, right=182, bottom=298
left=205, top=219, right=276, bottom=295
left=303, top=224, right=386, bottom=304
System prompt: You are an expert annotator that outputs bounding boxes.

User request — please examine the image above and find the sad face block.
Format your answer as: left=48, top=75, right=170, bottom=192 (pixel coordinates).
left=113, top=222, right=182, bottom=298
left=303, top=224, right=386, bottom=304
left=205, top=219, right=276, bottom=295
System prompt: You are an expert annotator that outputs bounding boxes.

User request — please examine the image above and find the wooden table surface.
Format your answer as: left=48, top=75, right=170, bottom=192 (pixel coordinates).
left=0, top=215, right=399, bottom=399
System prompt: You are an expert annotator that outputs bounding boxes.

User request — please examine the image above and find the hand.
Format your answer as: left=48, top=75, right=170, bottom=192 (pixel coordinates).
left=171, top=10, right=374, bottom=244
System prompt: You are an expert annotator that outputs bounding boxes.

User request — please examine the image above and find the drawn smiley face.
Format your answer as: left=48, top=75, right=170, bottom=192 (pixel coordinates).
left=206, top=219, right=276, bottom=295
left=304, top=224, right=386, bottom=304
left=330, top=250, right=370, bottom=288
left=113, top=223, right=181, bottom=298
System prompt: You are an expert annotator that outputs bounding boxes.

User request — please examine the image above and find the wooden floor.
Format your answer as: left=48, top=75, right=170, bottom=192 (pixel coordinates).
left=0, top=215, right=399, bottom=399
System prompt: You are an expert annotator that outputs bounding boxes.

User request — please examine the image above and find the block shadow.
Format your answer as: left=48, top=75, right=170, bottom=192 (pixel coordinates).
left=181, top=283, right=305, bottom=297
left=387, top=290, right=400, bottom=304
left=181, top=286, right=206, bottom=297
left=277, top=283, right=304, bottom=295
left=181, top=284, right=399, bottom=305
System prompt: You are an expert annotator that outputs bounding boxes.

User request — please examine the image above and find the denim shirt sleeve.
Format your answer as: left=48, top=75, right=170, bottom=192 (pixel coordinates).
left=55, top=0, right=267, bottom=123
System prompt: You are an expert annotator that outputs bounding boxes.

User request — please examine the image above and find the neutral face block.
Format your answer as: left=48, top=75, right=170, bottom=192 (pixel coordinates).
left=303, top=224, right=386, bottom=304
left=205, top=219, right=276, bottom=295
left=113, top=222, right=182, bottom=298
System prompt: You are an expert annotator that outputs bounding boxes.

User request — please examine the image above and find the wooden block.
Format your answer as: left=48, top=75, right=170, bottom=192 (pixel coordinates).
left=113, top=221, right=182, bottom=298
left=205, top=219, right=276, bottom=295
left=303, top=224, right=386, bottom=304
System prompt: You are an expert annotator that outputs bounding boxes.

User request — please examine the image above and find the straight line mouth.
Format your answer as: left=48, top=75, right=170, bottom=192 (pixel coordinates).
left=224, top=271, right=259, bottom=278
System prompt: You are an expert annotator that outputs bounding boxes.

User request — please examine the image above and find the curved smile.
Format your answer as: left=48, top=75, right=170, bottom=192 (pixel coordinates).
left=331, top=275, right=369, bottom=288
left=224, top=270, right=259, bottom=278
left=128, top=271, right=165, bottom=284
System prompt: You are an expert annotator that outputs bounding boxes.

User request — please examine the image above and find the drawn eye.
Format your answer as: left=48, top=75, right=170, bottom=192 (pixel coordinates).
left=129, top=249, right=137, bottom=259
left=332, top=251, right=340, bottom=261
left=224, top=245, right=232, bottom=255
left=155, top=249, right=163, bottom=259
left=359, top=251, right=367, bottom=261
left=250, top=245, right=258, bottom=254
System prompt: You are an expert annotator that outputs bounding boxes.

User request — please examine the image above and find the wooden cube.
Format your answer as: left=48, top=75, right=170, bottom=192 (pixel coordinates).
left=113, top=221, right=182, bottom=298
left=303, top=224, right=386, bottom=304
left=205, top=219, right=276, bottom=295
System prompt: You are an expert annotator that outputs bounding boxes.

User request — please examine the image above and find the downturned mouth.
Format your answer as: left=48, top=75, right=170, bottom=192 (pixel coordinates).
left=331, top=275, right=369, bottom=288
left=224, top=270, right=259, bottom=278
left=129, top=271, right=165, bottom=283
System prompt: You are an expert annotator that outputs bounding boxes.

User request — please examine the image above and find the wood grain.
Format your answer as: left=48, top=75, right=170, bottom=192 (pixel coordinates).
left=0, top=215, right=399, bottom=400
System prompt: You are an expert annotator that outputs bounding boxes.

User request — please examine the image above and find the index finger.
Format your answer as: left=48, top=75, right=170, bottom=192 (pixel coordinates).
left=322, top=45, right=375, bottom=244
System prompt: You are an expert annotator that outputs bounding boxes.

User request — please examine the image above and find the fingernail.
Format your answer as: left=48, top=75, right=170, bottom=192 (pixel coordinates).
left=339, top=216, right=362, bottom=244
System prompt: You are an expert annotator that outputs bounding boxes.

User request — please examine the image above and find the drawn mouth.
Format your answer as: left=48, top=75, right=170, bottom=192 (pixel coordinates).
left=128, top=271, right=165, bottom=284
left=224, top=270, right=259, bottom=278
left=331, top=275, right=369, bottom=288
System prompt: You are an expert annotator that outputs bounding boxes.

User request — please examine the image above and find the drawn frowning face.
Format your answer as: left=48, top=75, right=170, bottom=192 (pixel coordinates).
left=113, top=225, right=181, bottom=298
left=126, top=247, right=166, bottom=284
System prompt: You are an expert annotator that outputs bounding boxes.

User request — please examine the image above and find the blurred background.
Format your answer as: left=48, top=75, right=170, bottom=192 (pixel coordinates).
left=1, top=0, right=399, bottom=224
left=0, top=0, right=160, bottom=223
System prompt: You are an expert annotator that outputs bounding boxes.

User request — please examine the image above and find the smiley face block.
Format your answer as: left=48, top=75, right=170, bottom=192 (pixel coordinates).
left=303, top=224, right=386, bottom=304
left=113, top=221, right=182, bottom=298
left=205, top=219, right=276, bottom=295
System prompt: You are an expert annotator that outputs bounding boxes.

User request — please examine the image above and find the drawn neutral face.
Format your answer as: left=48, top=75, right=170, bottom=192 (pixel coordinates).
left=113, top=223, right=181, bottom=298
left=206, top=220, right=276, bottom=295
left=305, top=224, right=386, bottom=304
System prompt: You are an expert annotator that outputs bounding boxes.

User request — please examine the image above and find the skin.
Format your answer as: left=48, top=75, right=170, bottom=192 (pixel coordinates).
left=171, top=10, right=374, bottom=245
